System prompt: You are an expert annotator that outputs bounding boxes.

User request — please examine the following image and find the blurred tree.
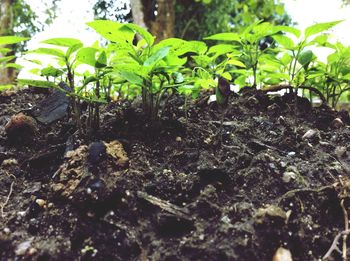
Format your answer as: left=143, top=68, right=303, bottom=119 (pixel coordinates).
left=93, top=0, right=291, bottom=40
left=0, top=0, right=58, bottom=84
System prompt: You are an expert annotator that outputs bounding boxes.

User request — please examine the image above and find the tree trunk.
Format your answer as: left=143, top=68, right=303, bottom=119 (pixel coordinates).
left=0, top=0, right=15, bottom=85
left=130, top=0, right=175, bottom=42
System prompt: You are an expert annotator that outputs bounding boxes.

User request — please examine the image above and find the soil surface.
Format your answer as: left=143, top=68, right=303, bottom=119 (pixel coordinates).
left=0, top=87, right=350, bottom=261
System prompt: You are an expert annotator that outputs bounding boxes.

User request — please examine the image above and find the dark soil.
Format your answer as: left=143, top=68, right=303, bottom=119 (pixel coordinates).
left=0, top=87, right=350, bottom=261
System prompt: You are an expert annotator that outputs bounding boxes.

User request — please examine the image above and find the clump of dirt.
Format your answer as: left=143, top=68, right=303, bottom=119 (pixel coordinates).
left=0, top=87, right=349, bottom=260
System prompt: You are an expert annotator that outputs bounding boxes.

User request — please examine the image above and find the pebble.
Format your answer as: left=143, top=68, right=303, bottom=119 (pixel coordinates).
left=3, top=227, right=10, bottom=234
left=35, top=199, right=46, bottom=207
left=15, top=240, right=32, bottom=256
left=5, top=113, right=37, bottom=140
left=302, top=129, right=318, bottom=140
left=331, top=117, right=344, bottom=129
left=273, top=247, right=293, bottom=261
left=282, top=171, right=297, bottom=183
left=335, top=146, right=347, bottom=158
left=287, top=152, right=296, bottom=157
left=175, top=136, right=182, bottom=142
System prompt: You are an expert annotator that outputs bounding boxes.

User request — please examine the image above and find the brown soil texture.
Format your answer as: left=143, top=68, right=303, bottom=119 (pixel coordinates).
left=0, top=88, right=350, bottom=261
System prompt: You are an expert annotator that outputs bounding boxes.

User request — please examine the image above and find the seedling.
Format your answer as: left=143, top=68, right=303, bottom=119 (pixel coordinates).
left=87, top=20, right=202, bottom=121
left=0, top=36, right=29, bottom=90
left=19, top=38, right=110, bottom=134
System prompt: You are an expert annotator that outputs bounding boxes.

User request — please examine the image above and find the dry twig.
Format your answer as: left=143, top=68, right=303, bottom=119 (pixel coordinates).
left=0, top=172, right=16, bottom=218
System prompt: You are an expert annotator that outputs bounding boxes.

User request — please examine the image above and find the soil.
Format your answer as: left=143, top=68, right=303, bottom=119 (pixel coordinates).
left=0, top=87, right=350, bottom=261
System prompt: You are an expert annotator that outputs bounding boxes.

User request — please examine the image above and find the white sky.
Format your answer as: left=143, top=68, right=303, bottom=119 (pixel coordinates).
left=19, top=0, right=350, bottom=78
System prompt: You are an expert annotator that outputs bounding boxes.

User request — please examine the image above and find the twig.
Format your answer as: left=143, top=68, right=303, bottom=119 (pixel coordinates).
left=340, top=199, right=349, bottom=260
left=322, top=230, right=350, bottom=260
left=0, top=172, right=16, bottom=218
left=277, top=185, right=335, bottom=205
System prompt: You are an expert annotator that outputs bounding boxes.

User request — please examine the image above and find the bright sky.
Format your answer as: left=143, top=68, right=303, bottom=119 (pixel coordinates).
left=19, top=0, right=350, bottom=78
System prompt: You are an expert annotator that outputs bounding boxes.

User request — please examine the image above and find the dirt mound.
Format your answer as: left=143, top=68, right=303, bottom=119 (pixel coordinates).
left=0, top=88, right=349, bottom=260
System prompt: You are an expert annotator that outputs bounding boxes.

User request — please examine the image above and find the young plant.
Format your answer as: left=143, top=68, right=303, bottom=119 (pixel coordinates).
left=272, top=21, right=342, bottom=90
left=19, top=38, right=109, bottom=134
left=0, top=36, right=29, bottom=90
left=87, top=20, right=202, bottom=121
left=204, top=21, right=290, bottom=88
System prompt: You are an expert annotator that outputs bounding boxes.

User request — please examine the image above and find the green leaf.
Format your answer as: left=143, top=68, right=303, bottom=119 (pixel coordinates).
left=96, top=51, right=107, bottom=68
left=0, top=56, right=15, bottom=63
left=227, top=58, right=246, bottom=68
left=18, top=79, right=57, bottom=88
left=0, top=84, right=13, bottom=91
left=41, top=66, right=64, bottom=77
left=76, top=47, right=98, bottom=67
left=0, top=48, right=11, bottom=54
left=0, top=36, right=29, bottom=45
left=66, top=43, right=83, bottom=59
left=119, top=71, right=143, bottom=85
left=83, top=76, right=98, bottom=86
left=144, top=46, right=171, bottom=66
left=343, top=73, right=350, bottom=81
left=42, top=38, right=82, bottom=47
left=298, top=50, right=315, bottom=67
left=305, top=20, right=343, bottom=38
left=123, top=23, right=154, bottom=46
left=30, top=48, right=66, bottom=58
left=204, top=33, right=240, bottom=42
left=5, top=63, right=23, bottom=70
left=272, top=35, right=295, bottom=49
left=208, top=44, right=237, bottom=56
left=87, top=20, right=134, bottom=43
left=274, top=26, right=301, bottom=38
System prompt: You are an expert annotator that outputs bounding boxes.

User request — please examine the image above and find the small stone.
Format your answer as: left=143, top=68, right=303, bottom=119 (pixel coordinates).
left=331, top=118, right=344, bottom=129
left=15, top=240, right=32, bottom=256
left=302, top=129, right=318, bottom=140
left=52, top=183, right=65, bottom=192
left=335, top=146, right=347, bottom=158
left=175, top=136, right=182, bottom=142
left=282, top=171, right=297, bottom=183
left=5, top=113, right=37, bottom=141
left=255, top=205, right=287, bottom=224
left=287, top=152, right=296, bottom=157
left=3, top=227, right=10, bottom=234
left=35, top=199, right=46, bottom=207
left=47, top=202, right=54, bottom=209
left=88, top=142, right=107, bottom=164
left=28, top=247, right=38, bottom=256
left=273, top=247, right=293, bottom=261
left=1, top=158, right=18, bottom=167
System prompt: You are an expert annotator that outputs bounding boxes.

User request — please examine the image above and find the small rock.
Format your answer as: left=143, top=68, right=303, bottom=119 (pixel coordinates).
left=3, top=227, right=10, bottom=234
left=282, top=171, right=297, bottom=183
left=287, top=152, right=296, bottom=157
left=175, top=136, right=182, bottom=142
left=104, top=140, right=129, bottom=168
left=335, top=146, right=347, bottom=158
left=15, top=240, right=32, bottom=256
left=273, top=247, right=293, bottom=261
left=255, top=205, right=287, bottom=224
left=5, top=113, right=37, bottom=141
left=1, top=158, right=18, bottom=167
left=88, top=142, right=107, bottom=164
left=302, top=129, right=318, bottom=140
left=267, top=103, right=280, bottom=116
left=28, top=247, right=38, bottom=256
left=35, top=199, right=46, bottom=207
left=331, top=117, right=344, bottom=129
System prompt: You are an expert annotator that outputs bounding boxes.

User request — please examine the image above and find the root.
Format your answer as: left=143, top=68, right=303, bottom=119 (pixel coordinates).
left=262, top=84, right=326, bottom=103
left=322, top=230, right=350, bottom=260
left=277, top=185, right=335, bottom=205
left=340, top=199, right=349, bottom=260
left=0, top=172, right=16, bottom=218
